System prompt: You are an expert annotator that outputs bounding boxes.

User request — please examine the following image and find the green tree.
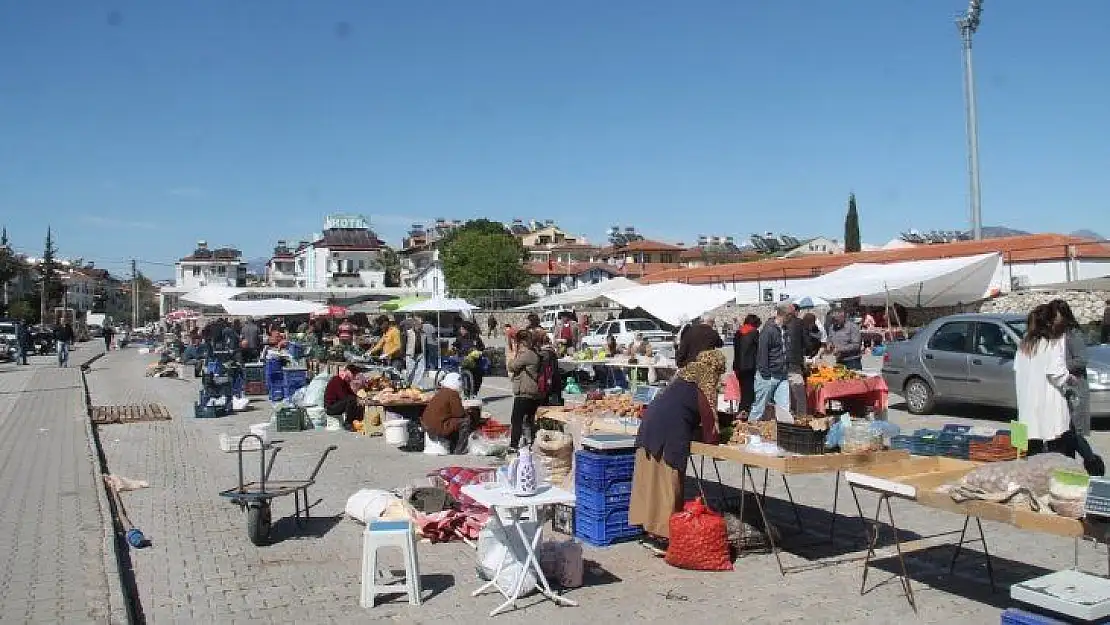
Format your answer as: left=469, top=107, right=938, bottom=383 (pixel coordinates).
left=39, top=227, right=64, bottom=310
left=8, top=299, right=36, bottom=324
left=844, top=193, right=861, bottom=253
left=373, top=247, right=403, bottom=287
left=0, top=226, right=22, bottom=299
left=440, top=220, right=529, bottom=292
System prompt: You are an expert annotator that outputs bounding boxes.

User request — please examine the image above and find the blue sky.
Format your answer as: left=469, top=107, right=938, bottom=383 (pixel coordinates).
left=2, top=0, right=1108, bottom=279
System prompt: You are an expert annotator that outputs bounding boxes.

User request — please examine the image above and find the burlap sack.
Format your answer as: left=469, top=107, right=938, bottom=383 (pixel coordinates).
left=535, top=429, right=574, bottom=486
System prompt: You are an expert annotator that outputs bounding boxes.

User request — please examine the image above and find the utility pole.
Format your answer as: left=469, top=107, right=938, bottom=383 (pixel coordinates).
left=131, top=259, right=138, bottom=329
left=958, top=0, right=984, bottom=240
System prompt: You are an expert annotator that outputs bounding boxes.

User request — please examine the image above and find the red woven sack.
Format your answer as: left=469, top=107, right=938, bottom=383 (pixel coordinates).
left=665, top=498, right=733, bottom=571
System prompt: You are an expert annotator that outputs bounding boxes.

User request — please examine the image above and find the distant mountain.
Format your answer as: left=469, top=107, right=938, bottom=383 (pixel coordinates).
left=1071, top=229, right=1104, bottom=241
left=979, top=226, right=1030, bottom=239
left=246, top=257, right=269, bottom=275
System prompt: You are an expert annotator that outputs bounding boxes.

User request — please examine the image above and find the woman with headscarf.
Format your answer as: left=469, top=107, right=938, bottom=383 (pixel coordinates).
left=1016, top=304, right=1077, bottom=456
left=421, top=372, right=474, bottom=454
left=629, top=350, right=725, bottom=550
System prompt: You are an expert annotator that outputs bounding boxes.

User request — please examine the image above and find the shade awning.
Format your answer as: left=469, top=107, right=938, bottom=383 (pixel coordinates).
left=219, top=299, right=326, bottom=317
left=180, top=286, right=246, bottom=306
left=601, top=282, right=737, bottom=327
left=396, top=296, right=478, bottom=313
left=514, top=277, right=638, bottom=310
left=787, top=252, right=1003, bottom=307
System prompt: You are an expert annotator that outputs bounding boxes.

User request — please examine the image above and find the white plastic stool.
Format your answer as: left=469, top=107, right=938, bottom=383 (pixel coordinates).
left=361, top=520, right=423, bottom=608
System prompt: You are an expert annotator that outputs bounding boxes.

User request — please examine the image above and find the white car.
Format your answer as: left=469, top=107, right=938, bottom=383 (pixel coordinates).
left=580, top=319, right=674, bottom=354
left=540, top=309, right=574, bottom=332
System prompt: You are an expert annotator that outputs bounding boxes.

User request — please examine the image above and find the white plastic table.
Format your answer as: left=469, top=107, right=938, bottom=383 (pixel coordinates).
left=462, top=483, right=579, bottom=616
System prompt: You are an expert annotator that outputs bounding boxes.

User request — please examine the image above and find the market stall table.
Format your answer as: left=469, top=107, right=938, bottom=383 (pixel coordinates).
left=807, top=376, right=889, bottom=417
left=557, top=356, right=676, bottom=386
left=538, top=407, right=911, bottom=575
left=462, top=484, right=578, bottom=617
left=845, top=456, right=1102, bottom=612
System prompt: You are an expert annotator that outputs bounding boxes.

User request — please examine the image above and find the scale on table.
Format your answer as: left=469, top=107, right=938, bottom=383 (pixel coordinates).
left=1084, top=477, right=1110, bottom=518
left=1011, top=569, right=1110, bottom=622
left=631, top=385, right=660, bottom=405
left=581, top=434, right=636, bottom=452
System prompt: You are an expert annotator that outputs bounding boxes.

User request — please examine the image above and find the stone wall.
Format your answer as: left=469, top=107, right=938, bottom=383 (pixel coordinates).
left=979, top=289, right=1110, bottom=324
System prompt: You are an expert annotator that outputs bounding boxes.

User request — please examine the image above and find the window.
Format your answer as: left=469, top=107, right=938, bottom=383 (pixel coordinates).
left=217, top=265, right=226, bottom=274
left=779, top=293, right=790, bottom=301
left=596, top=322, right=610, bottom=336
left=625, top=320, right=660, bottom=332
left=358, top=260, right=365, bottom=270
left=762, top=288, right=774, bottom=303
left=607, top=323, right=620, bottom=335
left=192, top=266, right=200, bottom=277
left=974, top=322, right=1018, bottom=358
left=927, top=321, right=973, bottom=353
left=660, top=253, right=674, bottom=263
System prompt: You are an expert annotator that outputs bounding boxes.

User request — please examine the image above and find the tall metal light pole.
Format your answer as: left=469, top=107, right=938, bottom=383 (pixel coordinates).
left=958, top=0, right=984, bottom=240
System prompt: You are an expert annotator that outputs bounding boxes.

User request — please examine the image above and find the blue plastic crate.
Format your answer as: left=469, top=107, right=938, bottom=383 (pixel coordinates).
left=575, top=479, right=633, bottom=512
left=283, top=368, right=308, bottom=387
left=194, top=401, right=230, bottom=418
left=942, top=424, right=971, bottom=434
left=1000, top=608, right=1066, bottom=625
left=287, top=342, right=305, bottom=360
left=269, top=388, right=285, bottom=402
left=574, top=506, right=642, bottom=546
left=575, top=450, right=636, bottom=485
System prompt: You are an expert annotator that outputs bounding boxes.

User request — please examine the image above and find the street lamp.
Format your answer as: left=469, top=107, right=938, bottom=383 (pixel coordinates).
left=957, top=0, right=984, bottom=240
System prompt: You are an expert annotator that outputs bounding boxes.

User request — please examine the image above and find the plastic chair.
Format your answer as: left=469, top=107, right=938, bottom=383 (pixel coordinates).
left=361, top=521, right=423, bottom=608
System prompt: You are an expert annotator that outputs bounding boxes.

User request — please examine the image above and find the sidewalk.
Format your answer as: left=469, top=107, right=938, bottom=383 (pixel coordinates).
left=0, top=342, right=125, bottom=624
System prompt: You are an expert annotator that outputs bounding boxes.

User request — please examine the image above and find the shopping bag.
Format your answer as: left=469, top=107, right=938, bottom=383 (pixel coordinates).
left=665, top=498, right=733, bottom=571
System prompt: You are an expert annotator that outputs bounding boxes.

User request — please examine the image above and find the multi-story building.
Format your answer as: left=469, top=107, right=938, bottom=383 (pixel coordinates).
left=397, top=219, right=464, bottom=297
left=293, top=215, right=386, bottom=289
left=175, top=241, right=247, bottom=290
left=266, top=241, right=297, bottom=287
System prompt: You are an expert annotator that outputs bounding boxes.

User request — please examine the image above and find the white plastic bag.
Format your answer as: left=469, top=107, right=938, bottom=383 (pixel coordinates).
left=476, top=519, right=538, bottom=596
left=301, top=375, right=330, bottom=408
left=345, top=489, right=398, bottom=523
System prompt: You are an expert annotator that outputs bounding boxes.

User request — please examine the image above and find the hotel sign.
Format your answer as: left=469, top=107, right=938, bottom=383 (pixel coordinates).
left=325, top=214, right=368, bottom=230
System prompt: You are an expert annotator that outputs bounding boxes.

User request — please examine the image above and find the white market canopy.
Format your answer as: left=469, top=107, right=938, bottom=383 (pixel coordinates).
left=219, top=299, right=326, bottom=317
left=180, top=286, right=247, bottom=307
left=601, top=282, right=738, bottom=327
left=516, top=277, right=639, bottom=310
left=788, top=252, right=1003, bottom=308
left=396, top=296, right=478, bottom=314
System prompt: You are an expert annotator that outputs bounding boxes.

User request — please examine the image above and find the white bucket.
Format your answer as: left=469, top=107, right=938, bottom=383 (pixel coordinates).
left=249, top=423, right=272, bottom=446
left=305, top=406, right=327, bottom=429
left=383, top=419, right=410, bottom=447
left=424, top=432, right=450, bottom=456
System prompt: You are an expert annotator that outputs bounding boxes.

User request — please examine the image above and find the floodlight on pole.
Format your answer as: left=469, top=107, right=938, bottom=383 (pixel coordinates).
left=958, top=0, right=984, bottom=240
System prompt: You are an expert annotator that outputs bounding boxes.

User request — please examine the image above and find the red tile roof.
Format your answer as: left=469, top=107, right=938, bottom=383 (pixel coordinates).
left=599, top=239, right=685, bottom=256
left=641, top=234, right=1110, bottom=284
left=525, top=261, right=681, bottom=278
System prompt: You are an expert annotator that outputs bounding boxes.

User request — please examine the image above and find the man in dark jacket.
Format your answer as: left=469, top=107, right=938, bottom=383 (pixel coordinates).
left=240, top=317, right=261, bottom=362
left=676, top=316, right=724, bottom=368
left=17, top=323, right=30, bottom=365
left=54, top=323, right=75, bottom=367
left=785, top=306, right=808, bottom=417
left=732, top=315, right=762, bottom=415
left=750, top=304, right=793, bottom=421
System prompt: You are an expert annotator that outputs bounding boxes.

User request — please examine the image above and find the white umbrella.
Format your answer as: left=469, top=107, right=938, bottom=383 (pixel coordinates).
left=793, top=295, right=830, bottom=309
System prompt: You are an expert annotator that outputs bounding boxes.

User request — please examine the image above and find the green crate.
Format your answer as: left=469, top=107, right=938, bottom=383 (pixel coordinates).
left=274, top=406, right=306, bottom=432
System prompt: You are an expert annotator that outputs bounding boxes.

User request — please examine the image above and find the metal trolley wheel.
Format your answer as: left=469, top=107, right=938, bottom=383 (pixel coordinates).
left=246, top=501, right=273, bottom=546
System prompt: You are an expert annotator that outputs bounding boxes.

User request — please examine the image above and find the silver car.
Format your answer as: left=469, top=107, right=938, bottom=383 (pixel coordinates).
left=881, top=312, right=1110, bottom=416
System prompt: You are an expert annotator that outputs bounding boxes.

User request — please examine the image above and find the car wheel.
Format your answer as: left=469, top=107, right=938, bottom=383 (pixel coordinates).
left=903, top=377, right=935, bottom=415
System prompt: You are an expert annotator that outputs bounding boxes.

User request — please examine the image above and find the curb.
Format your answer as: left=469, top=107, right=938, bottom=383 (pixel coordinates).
left=77, top=345, right=134, bottom=625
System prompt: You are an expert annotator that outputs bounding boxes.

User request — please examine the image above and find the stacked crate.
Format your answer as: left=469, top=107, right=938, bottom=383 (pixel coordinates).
left=573, top=449, right=642, bottom=546
left=243, top=363, right=267, bottom=396
left=283, top=368, right=309, bottom=399
left=265, top=359, right=285, bottom=401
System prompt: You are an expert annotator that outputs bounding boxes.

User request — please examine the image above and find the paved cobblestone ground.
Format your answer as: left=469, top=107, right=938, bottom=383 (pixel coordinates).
left=87, top=349, right=1110, bottom=624
left=0, top=343, right=124, bottom=624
